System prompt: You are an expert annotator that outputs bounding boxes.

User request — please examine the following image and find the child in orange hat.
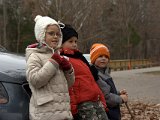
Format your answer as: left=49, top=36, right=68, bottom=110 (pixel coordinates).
left=90, top=43, right=128, bottom=120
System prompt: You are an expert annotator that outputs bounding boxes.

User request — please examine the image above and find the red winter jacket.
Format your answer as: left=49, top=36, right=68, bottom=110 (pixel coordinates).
left=65, top=53, right=107, bottom=115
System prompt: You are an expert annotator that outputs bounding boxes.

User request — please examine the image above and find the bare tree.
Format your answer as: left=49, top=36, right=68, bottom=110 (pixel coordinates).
left=0, top=0, right=159, bottom=61
left=101, top=0, right=142, bottom=59
left=25, top=0, right=107, bottom=53
left=6, top=0, right=24, bottom=52
left=2, top=0, right=7, bottom=48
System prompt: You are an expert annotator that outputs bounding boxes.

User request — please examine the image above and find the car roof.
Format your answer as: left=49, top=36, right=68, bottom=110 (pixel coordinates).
left=0, top=52, right=26, bottom=84
left=83, top=54, right=91, bottom=64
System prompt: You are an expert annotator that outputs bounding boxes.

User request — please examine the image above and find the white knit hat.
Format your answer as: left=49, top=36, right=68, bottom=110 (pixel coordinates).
left=34, top=15, right=62, bottom=48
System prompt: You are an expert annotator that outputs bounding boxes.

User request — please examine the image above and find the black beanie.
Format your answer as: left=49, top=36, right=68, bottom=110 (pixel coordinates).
left=61, top=24, right=78, bottom=44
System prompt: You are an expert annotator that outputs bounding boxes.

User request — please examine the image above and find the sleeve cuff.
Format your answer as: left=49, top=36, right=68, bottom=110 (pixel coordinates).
left=49, top=59, right=59, bottom=68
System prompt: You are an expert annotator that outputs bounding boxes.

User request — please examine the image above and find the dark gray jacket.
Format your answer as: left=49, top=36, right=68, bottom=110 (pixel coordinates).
left=91, top=65, right=122, bottom=120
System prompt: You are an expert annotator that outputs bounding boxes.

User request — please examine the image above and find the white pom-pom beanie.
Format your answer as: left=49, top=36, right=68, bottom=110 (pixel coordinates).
left=34, top=15, right=62, bottom=48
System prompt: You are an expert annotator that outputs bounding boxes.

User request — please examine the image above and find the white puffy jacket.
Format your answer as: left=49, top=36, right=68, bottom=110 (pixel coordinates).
left=26, top=46, right=74, bottom=120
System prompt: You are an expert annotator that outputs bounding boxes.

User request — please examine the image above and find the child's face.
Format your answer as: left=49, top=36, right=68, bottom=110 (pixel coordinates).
left=45, top=25, right=61, bottom=49
left=94, top=55, right=109, bottom=68
left=62, top=36, right=78, bottom=50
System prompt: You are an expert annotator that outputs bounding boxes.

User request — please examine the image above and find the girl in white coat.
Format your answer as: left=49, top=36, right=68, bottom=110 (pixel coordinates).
left=26, top=15, right=74, bottom=120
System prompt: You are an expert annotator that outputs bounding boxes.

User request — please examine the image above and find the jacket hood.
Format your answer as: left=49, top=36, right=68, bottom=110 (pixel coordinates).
left=25, top=45, right=52, bottom=61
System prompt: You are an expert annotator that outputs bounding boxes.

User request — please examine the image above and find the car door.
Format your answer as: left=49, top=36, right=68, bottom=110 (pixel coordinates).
left=0, top=73, right=30, bottom=120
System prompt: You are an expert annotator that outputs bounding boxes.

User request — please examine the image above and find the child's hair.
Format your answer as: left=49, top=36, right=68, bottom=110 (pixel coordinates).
left=90, top=43, right=110, bottom=64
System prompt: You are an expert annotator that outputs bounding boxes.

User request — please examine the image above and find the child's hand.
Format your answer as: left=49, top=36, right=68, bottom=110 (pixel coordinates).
left=120, top=94, right=128, bottom=103
left=51, top=53, right=62, bottom=65
left=60, top=57, right=72, bottom=71
left=51, top=53, right=71, bottom=71
left=120, top=89, right=128, bottom=95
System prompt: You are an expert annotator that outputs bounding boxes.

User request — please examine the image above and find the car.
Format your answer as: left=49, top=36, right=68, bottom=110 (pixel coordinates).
left=0, top=52, right=31, bottom=120
left=83, top=54, right=91, bottom=64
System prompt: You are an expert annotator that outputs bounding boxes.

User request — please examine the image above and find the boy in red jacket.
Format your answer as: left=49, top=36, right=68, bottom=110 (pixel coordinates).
left=60, top=24, right=109, bottom=120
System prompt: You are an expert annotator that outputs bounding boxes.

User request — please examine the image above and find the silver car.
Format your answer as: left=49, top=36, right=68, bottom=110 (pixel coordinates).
left=0, top=52, right=31, bottom=120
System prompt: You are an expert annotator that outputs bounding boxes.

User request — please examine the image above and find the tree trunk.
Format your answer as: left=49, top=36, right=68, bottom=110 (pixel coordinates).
left=16, top=20, right=20, bottom=53
left=3, top=0, right=7, bottom=48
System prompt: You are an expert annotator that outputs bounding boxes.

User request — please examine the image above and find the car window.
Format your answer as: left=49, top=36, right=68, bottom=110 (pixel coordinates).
left=0, top=82, right=8, bottom=104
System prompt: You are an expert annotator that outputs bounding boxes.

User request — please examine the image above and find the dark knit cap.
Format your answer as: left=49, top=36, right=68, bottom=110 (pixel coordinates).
left=61, top=24, right=78, bottom=44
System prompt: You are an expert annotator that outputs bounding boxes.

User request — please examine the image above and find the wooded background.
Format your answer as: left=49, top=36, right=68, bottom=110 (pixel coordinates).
left=0, top=0, right=159, bottom=61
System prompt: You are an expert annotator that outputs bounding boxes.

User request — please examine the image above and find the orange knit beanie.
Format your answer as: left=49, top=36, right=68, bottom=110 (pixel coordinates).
left=90, top=43, right=110, bottom=64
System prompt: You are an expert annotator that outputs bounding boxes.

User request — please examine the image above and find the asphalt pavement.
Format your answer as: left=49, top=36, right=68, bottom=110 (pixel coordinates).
left=110, top=66, right=160, bottom=104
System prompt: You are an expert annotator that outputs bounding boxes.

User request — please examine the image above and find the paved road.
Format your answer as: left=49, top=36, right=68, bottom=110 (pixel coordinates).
left=111, top=66, right=160, bottom=104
